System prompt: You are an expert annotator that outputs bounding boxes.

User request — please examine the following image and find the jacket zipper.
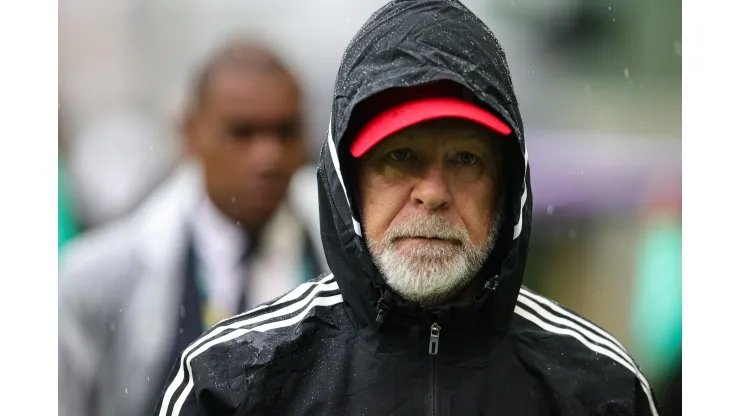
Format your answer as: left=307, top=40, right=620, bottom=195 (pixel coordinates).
left=427, top=323, right=441, bottom=416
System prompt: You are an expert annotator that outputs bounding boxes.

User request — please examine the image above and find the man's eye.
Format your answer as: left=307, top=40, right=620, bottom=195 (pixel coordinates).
left=276, top=124, right=300, bottom=140
left=227, top=124, right=256, bottom=140
left=455, top=152, right=479, bottom=165
left=389, top=149, right=413, bottom=161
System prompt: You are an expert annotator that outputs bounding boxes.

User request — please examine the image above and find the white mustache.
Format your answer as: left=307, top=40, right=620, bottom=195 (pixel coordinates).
left=384, top=214, right=469, bottom=242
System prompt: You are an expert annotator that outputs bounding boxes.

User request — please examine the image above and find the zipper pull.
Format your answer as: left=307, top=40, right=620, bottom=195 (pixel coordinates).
left=428, top=323, right=442, bottom=355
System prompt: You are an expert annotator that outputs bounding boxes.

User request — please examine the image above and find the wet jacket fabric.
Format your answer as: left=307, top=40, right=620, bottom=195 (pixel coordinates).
left=153, top=1, right=659, bottom=415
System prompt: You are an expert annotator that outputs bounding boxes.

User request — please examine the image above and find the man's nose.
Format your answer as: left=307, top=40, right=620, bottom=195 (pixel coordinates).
left=410, top=161, right=452, bottom=211
left=248, top=132, right=285, bottom=167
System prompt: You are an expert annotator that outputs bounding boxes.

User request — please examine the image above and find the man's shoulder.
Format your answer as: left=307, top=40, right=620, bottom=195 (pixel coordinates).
left=59, top=216, right=141, bottom=301
left=156, top=273, right=344, bottom=413
left=60, top=217, right=136, bottom=269
left=509, top=286, right=659, bottom=415
left=510, top=286, right=632, bottom=360
left=186, top=273, right=344, bottom=370
left=59, top=168, right=195, bottom=299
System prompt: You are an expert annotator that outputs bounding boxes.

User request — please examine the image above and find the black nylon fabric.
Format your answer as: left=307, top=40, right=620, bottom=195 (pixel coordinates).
left=152, top=1, right=659, bottom=415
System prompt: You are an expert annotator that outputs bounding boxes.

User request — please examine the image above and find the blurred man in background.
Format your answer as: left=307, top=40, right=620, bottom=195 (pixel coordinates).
left=58, top=39, right=326, bottom=416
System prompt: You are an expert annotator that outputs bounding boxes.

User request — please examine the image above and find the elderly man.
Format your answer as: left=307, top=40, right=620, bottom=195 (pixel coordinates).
left=154, top=1, right=658, bottom=415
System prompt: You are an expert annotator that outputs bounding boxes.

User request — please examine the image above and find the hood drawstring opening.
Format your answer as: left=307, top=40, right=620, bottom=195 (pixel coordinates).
left=375, top=288, right=393, bottom=327
left=484, top=274, right=501, bottom=293
left=473, top=274, right=501, bottom=306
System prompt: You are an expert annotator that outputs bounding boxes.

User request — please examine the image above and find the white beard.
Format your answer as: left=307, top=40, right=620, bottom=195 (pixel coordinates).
left=367, top=213, right=500, bottom=306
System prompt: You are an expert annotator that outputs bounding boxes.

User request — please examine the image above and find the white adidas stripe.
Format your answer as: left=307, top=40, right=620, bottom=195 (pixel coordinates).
left=514, top=305, right=658, bottom=416
left=512, top=146, right=528, bottom=240
left=516, top=294, right=655, bottom=408
left=517, top=295, right=635, bottom=366
left=519, top=288, right=628, bottom=353
left=211, top=274, right=335, bottom=327
left=158, top=275, right=338, bottom=416
left=169, top=293, right=344, bottom=416
left=326, top=116, right=362, bottom=236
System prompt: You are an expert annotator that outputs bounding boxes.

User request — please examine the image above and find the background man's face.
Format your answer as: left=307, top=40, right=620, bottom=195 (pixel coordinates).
left=187, top=64, right=306, bottom=230
left=358, top=119, right=504, bottom=305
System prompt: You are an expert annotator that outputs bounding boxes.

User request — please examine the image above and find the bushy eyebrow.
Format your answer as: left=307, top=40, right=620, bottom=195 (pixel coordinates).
left=376, top=127, right=504, bottom=158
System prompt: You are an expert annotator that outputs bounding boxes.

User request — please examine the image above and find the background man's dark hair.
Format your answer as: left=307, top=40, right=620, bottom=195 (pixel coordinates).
left=190, top=39, right=298, bottom=109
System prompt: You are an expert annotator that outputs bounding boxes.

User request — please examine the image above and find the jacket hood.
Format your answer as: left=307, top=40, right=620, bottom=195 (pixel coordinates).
left=317, top=0, right=532, bottom=349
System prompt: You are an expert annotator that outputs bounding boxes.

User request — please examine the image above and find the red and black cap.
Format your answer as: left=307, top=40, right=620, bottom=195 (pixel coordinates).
left=349, top=82, right=512, bottom=158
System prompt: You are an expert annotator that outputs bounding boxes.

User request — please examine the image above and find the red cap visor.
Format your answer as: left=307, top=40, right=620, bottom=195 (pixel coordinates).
left=350, top=96, right=512, bottom=158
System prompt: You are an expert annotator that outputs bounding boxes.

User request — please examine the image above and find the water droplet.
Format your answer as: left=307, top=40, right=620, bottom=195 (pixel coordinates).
left=125, top=388, right=128, bottom=394
left=608, top=6, right=612, bottom=11
left=613, top=18, right=616, bottom=22
left=674, top=41, right=682, bottom=57
left=547, top=205, right=554, bottom=215
left=580, top=169, right=584, bottom=175
left=109, top=322, right=116, bottom=331
left=179, top=328, right=184, bottom=334
left=147, top=377, right=150, bottom=382
left=568, top=229, right=577, bottom=240
left=180, top=305, right=186, bottom=317
left=119, top=308, right=123, bottom=313
left=236, top=221, right=241, bottom=227
left=231, top=197, right=236, bottom=203
left=624, top=68, right=630, bottom=78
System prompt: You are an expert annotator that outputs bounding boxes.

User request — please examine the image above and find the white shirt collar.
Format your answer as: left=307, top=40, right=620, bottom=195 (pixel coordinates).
left=189, top=195, right=249, bottom=316
left=190, top=195, right=249, bottom=267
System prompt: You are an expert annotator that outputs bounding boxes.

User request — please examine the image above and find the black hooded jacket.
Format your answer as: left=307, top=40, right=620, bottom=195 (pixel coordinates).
left=154, top=1, right=659, bottom=415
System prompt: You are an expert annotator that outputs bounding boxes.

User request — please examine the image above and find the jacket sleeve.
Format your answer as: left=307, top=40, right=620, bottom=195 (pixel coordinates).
left=58, top=247, right=117, bottom=416
left=58, top=281, right=101, bottom=416
left=151, top=355, right=201, bottom=416
left=635, top=379, right=661, bottom=416
left=596, top=376, right=661, bottom=416
left=152, top=348, right=237, bottom=416
left=58, top=229, right=137, bottom=416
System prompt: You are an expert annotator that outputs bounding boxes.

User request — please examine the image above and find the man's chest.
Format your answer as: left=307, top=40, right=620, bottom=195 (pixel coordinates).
left=233, top=350, right=564, bottom=416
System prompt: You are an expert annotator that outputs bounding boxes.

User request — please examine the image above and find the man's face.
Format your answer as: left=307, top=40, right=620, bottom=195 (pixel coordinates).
left=358, top=119, right=504, bottom=306
left=188, top=66, right=305, bottom=229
